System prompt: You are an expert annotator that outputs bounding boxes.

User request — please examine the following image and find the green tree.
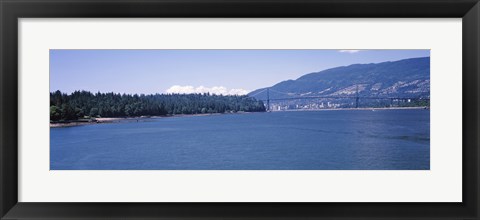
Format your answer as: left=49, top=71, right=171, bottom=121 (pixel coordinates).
left=89, top=108, right=99, bottom=117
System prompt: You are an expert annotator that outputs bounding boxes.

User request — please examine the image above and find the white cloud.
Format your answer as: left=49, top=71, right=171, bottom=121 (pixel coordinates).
left=339, top=50, right=361, bottom=54
left=165, top=85, right=249, bottom=96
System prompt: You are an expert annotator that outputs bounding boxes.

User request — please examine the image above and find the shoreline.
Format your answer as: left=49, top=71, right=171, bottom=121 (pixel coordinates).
left=50, top=107, right=428, bottom=128
left=277, top=106, right=429, bottom=112
left=50, top=112, right=246, bottom=128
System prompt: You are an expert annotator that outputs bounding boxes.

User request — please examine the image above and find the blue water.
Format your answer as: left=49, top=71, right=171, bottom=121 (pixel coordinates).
left=50, top=109, right=430, bottom=170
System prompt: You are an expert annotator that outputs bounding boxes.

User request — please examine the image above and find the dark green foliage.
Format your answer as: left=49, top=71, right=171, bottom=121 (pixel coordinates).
left=50, top=106, right=62, bottom=121
left=50, top=90, right=265, bottom=121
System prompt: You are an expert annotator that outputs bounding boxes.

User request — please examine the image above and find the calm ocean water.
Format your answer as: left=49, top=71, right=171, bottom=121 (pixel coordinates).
left=50, top=109, right=430, bottom=170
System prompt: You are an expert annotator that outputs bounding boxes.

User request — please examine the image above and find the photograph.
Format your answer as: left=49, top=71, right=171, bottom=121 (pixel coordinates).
left=3, top=0, right=476, bottom=218
left=50, top=49, right=430, bottom=170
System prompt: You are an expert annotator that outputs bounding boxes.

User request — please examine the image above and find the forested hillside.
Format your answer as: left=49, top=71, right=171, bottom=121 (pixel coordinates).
left=249, top=57, right=430, bottom=100
left=50, top=91, right=265, bottom=121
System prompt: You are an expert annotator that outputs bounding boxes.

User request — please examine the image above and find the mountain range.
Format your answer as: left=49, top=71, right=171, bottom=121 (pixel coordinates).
left=248, top=57, right=430, bottom=100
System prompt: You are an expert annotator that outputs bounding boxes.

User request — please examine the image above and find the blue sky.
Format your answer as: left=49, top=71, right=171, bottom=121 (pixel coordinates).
left=50, top=49, right=429, bottom=95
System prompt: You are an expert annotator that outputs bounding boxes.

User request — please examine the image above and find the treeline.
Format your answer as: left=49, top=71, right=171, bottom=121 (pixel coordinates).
left=50, top=90, right=266, bottom=121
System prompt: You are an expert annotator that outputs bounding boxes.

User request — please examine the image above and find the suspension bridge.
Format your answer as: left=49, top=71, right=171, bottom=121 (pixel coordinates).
left=249, top=87, right=430, bottom=111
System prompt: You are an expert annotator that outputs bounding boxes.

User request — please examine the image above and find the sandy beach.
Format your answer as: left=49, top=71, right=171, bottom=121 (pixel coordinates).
left=50, top=117, right=155, bottom=128
left=49, top=113, right=227, bottom=128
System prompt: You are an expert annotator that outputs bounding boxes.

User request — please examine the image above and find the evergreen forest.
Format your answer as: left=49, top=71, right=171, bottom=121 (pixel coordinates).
left=50, top=90, right=266, bottom=121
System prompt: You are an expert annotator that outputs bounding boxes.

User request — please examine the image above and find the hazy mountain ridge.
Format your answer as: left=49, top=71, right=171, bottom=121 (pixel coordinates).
left=249, top=57, right=430, bottom=100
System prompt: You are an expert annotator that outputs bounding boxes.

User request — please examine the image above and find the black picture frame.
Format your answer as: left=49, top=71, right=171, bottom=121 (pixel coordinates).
left=1, top=0, right=479, bottom=219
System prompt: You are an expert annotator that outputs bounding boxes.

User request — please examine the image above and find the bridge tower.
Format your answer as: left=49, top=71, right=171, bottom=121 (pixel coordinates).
left=355, top=85, right=359, bottom=108
left=267, top=88, right=270, bottom=111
